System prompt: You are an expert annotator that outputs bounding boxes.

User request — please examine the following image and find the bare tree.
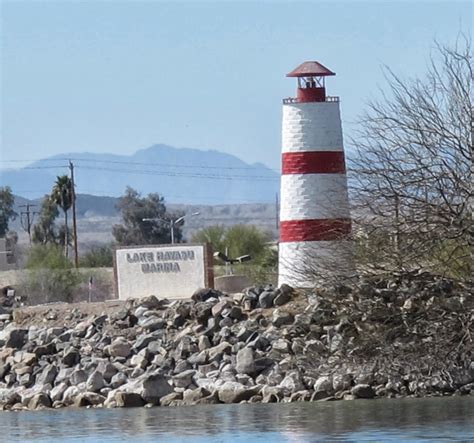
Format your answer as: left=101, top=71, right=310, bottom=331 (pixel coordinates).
left=350, top=36, right=472, bottom=279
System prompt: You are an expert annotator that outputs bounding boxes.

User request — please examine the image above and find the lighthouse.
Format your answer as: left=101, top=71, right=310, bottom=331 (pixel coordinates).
left=278, top=61, right=352, bottom=287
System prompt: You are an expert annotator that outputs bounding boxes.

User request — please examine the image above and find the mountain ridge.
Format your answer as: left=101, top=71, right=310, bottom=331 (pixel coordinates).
left=1, top=144, right=279, bottom=204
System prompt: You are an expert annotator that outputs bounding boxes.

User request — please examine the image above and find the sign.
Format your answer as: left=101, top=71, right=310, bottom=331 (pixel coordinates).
left=114, top=244, right=213, bottom=300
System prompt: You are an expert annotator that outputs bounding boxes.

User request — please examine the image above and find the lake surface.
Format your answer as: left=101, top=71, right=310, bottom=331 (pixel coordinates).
left=1, top=396, right=473, bottom=442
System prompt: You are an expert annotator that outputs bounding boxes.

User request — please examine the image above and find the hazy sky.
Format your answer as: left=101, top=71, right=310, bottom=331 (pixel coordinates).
left=1, top=0, right=471, bottom=170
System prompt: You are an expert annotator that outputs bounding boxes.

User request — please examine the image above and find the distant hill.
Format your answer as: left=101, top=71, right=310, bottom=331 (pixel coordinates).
left=1, top=144, right=279, bottom=204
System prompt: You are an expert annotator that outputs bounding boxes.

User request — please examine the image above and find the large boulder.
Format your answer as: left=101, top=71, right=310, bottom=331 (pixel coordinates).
left=74, top=392, right=106, bottom=407
left=258, top=291, right=276, bottom=309
left=123, top=373, right=173, bottom=405
left=217, top=382, right=260, bottom=404
left=351, top=384, right=376, bottom=399
left=272, top=309, right=294, bottom=327
left=107, top=338, right=132, bottom=358
left=114, top=392, right=145, bottom=408
left=86, top=370, right=106, bottom=392
left=192, top=288, right=222, bottom=303
left=62, top=348, right=81, bottom=367
left=36, top=364, right=58, bottom=386
left=3, top=328, right=28, bottom=349
left=28, top=393, right=52, bottom=409
left=236, top=348, right=256, bottom=376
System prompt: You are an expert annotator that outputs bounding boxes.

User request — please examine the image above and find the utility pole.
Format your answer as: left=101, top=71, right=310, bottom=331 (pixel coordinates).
left=19, top=204, right=38, bottom=244
left=69, top=160, right=79, bottom=268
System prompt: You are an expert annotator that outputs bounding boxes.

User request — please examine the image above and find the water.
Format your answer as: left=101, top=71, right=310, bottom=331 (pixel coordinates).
left=1, top=396, right=473, bottom=442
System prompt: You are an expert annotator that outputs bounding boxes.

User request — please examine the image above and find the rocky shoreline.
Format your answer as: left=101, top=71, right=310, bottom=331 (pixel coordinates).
left=0, top=271, right=472, bottom=411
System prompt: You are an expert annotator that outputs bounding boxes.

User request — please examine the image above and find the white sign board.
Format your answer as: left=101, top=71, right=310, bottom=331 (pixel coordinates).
left=114, top=244, right=213, bottom=300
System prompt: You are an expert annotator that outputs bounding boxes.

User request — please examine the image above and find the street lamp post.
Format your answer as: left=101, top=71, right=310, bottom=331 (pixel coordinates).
left=142, top=212, right=200, bottom=244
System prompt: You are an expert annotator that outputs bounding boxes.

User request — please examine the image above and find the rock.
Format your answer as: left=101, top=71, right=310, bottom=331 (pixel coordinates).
left=74, top=392, right=106, bottom=407
left=198, top=336, right=211, bottom=351
left=351, top=384, right=376, bottom=399
left=62, top=348, right=81, bottom=367
left=192, top=303, right=213, bottom=324
left=55, top=367, right=73, bottom=384
left=314, top=376, right=333, bottom=394
left=4, top=329, right=28, bottom=349
left=217, top=382, right=260, bottom=404
left=108, top=338, right=132, bottom=358
left=273, top=290, right=292, bottom=307
left=86, top=370, right=106, bottom=392
left=183, top=387, right=210, bottom=404
left=159, top=392, right=183, bottom=407
left=172, top=369, right=195, bottom=389
left=28, top=393, right=52, bottom=409
left=258, top=291, right=276, bottom=309
left=280, top=371, right=305, bottom=393
left=333, top=374, right=352, bottom=392
left=130, top=354, right=149, bottom=370
left=108, top=373, right=127, bottom=390
left=227, top=306, right=243, bottom=320
left=212, top=300, right=230, bottom=317
left=138, top=316, right=166, bottom=331
left=34, top=343, right=57, bottom=358
left=136, top=295, right=162, bottom=309
left=208, top=342, right=232, bottom=362
left=36, top=365, right=58, bottom=386
left=15, top=351, right=36, bottom=366
left=50, top=383, right=68, bottom=403
left=71, top=369, right=88, bottom=386
left=96, top=361, right=118, bottom=382
left=0, top=388, right=21, bottom=407
left=236, top=348, right=256, bottom=376
left=192, top=288, right=222, bottom=303
left=304, top=340, right=325, bottom=354
left=62, top=386, right=80, bottom=406
left=124, top=373, right=173, bottom=405
left=133, top=333, right=160, bottom=352
left=272, top=309, right=294, bottom=327
left=279, top=284, right=294, bottom=297
left=261, top=386, right=283, bottom=403
left=114, top=392, right=145, bottom=408
left=272, top=339, right=290, bottom=353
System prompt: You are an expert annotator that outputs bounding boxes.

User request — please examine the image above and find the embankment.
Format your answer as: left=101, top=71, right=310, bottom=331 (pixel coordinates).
left=0, top=271, right=472, bottom=411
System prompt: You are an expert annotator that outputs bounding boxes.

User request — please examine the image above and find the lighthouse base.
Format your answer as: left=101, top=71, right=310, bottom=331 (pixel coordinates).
left=278, top=241, right=354, bottom=288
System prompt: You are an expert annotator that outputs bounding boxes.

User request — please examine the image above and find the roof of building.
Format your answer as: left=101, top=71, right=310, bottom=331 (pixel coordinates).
left=286, top=61, right=335, bottom=77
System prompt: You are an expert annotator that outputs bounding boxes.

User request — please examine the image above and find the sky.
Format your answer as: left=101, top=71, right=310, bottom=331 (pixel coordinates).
left=1, top=0, right=472, bottom=171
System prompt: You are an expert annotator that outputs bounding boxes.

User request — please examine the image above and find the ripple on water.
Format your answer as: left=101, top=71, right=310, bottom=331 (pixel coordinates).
left=1, top=396, right=474, bottom=442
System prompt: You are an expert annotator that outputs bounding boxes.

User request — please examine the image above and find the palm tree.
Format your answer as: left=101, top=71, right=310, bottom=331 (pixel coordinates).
left=51, top=175, right=73, bottom=257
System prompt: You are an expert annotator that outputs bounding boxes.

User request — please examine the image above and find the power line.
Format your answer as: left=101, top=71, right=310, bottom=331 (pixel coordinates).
left=2, top=165, right=69, bottom=171
left=0, top=157, right=279, bottom=173
left=76, top=165, right=278, bottom=181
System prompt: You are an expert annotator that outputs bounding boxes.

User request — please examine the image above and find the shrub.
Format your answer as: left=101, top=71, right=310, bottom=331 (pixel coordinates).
left=80, top=244, right=114, bottom=268
left=20, top=244, right=82, bottom=304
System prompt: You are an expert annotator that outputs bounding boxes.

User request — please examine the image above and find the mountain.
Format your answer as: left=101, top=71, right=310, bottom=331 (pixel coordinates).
left=1, top=144, right=279, bottom=204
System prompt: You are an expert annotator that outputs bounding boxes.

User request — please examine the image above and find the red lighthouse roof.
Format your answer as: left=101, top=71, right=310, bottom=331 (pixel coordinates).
left=286, top=61, right=335, bottom=77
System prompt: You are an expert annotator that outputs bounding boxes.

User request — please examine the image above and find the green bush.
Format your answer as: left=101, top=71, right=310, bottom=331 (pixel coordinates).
left=80, top=244, right=114, bottom=268
left=21, top=244, right=82, bottom=304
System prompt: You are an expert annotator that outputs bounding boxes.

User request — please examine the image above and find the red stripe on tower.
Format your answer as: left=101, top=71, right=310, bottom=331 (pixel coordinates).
left=282, top=151, right=346, bottom=175
left=280, top=218, right=351, bottom=242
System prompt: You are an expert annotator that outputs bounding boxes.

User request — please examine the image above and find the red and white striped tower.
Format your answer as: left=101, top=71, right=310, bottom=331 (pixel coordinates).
left=278, top=61, right=352, bottom=287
